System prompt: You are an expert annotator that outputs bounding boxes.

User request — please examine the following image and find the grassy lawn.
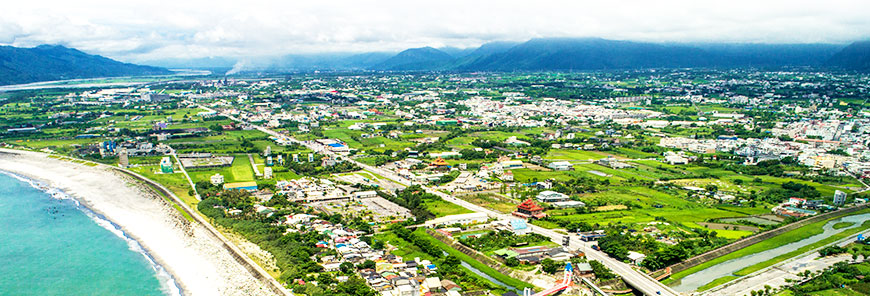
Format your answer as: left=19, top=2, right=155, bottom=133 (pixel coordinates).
left=230, top=155, right=256, bottom=181
left=424, top=199, right=473, bottom=217
left=697, top=275, right=738, bottom=291
left=543, top=149, right=609, bottom=161
left=458, top=193, right=517, bottom=214
left=834, top=222, right=855, bottom=229
left=187, top=155, right=255, bottom=185
left=125, top=167, right=195, bottom=222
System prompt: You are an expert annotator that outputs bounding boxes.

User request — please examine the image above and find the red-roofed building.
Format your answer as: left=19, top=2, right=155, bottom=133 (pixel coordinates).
left=513, top=199, right=547, bottom=219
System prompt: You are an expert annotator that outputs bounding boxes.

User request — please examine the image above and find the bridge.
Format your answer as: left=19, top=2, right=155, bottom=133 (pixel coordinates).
left=581, top=277, right=609, bottom=296
left=523, top=263, right=574, bottom=296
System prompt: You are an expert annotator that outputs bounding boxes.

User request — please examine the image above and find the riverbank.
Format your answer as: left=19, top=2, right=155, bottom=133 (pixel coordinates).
left=0, top=149, right=278, bottom=296
left=667, top=208, right=870, bottom=292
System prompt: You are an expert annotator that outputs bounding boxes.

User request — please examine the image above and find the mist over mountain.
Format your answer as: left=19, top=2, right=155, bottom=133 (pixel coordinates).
left=6, top=38, right=867, bottom=83
left=145, top=38, right=868, bottom=73
left=372, top=47, right=455, bottom=71
left=827, top=40, right=870, bottom=71
left=0, top=45, right=170, bottom=86
left=456, top=38, right=716, bottom=70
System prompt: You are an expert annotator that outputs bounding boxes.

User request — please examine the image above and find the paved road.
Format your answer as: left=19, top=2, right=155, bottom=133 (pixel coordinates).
left=170, top=150, right=200, bottom=200
left=205, top=106, right=679, bottom=296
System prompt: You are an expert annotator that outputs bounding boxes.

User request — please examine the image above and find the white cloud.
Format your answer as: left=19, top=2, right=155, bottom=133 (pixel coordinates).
left=1, top=0, right=869, bottom=62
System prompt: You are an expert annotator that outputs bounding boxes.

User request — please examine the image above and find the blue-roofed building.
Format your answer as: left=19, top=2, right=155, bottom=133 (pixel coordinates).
left=326, top=142, right=349, bottom=152
left=510, top=219, right=530, bottom=235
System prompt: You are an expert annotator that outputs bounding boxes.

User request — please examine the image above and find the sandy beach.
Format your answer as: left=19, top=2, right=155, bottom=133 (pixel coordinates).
left=0, top=149, right=281, bottom=296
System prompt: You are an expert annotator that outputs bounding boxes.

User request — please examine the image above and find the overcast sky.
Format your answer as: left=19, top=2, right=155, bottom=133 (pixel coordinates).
left=1, top=0, right=869, bottom=62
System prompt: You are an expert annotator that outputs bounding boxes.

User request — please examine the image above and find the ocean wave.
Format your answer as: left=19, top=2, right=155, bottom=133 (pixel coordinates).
left=0, top=170, right=184, bottom=296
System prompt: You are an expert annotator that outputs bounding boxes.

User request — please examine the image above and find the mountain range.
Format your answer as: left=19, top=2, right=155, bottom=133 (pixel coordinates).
left=1, top=38, right=869, bottom=86
left=0, top=45, right=170, bottom=86
left=168, top=38, right=868, bottom=73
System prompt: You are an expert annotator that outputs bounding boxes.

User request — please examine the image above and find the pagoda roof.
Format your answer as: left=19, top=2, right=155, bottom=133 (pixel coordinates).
left=517, top=199, right=544, bottom=212
left=431, top=157, right=449, bottom=166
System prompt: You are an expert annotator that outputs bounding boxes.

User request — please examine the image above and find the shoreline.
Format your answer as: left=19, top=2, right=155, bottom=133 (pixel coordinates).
left=0, top=170, right=183, bottom=295
left=0, top=148, right=282, bottom=296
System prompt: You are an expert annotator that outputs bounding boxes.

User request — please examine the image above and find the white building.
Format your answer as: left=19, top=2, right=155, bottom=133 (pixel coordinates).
left=510, top=219, right=530, bottom=235
left=834, top=190, right=847, bottom=206
left=500, top=160, right=524, bottom=170
left=664, top=151, right=689, bottom=165
left=552, top=200, right=586, bottom=208
left=264, top=167, right=273, bottom=179
left=424, top=212, right=488, bottom=228
left=536, top=190, right=570, bottom=203
left=210, top=173, right=225, bottom=186
left=353, top=190, right=378, bottom=199
left=548, top=161, right=573, bottom=171
left=628, top=251, right=646, bottom=265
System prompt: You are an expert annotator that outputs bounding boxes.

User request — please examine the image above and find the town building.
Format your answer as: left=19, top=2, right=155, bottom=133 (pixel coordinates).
left=513, top=199, right=547, bottom=219
left=224, top=181, right=259, bottom=191
left=510, top=219, right=530, bottom=235
left=551, top=200, right=586, bottom=208
left=430, top=157, right=451, bottom=171
left=118, top=148, right=129, bottom=168
left=424, top=212, right=488, bottom=228
left=834, top=190, right=847, bottom=206
left=536, top=191, right=570, bottom=203
left=160, top=157, right=174, bottom=173
left=500, top=160, right=524, bottom=170
left=548, top=161, right=573, bottom=171
left=210, top=173, right=224, bottom=185
left=353, top=190, right=378, bottom=199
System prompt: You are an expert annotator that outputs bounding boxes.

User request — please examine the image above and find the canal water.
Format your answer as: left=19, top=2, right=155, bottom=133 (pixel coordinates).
left=673, top=213, right=870, bottom=292
left=460, top=261, right=521, bottom=292
left=442, top=250, right=522, bottom=292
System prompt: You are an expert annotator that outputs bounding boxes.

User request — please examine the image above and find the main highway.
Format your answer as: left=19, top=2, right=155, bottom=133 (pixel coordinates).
left=205, top=105, right=680, bottom=296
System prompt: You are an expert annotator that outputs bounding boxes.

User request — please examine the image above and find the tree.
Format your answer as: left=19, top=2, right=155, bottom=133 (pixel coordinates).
left=541, top=258, right=559, bottom=274
left=359, top=260, right=375, bottom=270
left=588, top=260, right=616, bottom=280
left=505, top=257, right=520, bottom=267
left=317, top=272, right=336, bottom=286
left=443, top=255, right=461, bottom=269
left=339, top=262, right=355, bottom=274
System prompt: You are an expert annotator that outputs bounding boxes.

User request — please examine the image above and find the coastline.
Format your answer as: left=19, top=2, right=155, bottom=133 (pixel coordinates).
left=0, top=148, right=281, bottom=296
left=0, top=170, right=182, bottom=295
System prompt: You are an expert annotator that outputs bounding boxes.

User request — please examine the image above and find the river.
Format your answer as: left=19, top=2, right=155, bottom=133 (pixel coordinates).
left=673, top=212, right=870, bottom=292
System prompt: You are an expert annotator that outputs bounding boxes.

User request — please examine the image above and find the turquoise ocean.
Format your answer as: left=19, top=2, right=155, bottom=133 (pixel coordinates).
left=0, top=172, right=180, bottom=295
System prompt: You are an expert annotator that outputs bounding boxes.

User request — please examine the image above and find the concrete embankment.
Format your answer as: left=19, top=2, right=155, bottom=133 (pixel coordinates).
left=117, top=168, right=292, bottom=296
left=427, top=230, right=540, bottom=287
left=666, top=204, right=870, bottom=274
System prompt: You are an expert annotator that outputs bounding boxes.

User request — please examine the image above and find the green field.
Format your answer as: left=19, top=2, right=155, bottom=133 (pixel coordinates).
left=126, top=166, right=197, bottom=220
left=543, top=149, right=609, bottom=161
left=186, top=154, right=255, bottom=185
left=424, top=199, right=474, bottom=217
